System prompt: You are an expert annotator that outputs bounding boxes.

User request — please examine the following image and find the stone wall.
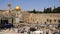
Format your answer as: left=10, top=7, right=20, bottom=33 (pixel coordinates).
left=22, top=13, right=60, bottom=24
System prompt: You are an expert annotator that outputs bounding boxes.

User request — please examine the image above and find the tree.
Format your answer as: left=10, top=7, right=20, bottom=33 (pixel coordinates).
left=53, top=7, right=60, bottom=13
left=44, top=7, right=52, bottom=13
left=33, top=9, right=36, bottom=13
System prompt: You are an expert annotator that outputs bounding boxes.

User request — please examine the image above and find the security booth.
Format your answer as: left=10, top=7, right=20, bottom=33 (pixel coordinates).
left=0, top=17, right=13, bottom=28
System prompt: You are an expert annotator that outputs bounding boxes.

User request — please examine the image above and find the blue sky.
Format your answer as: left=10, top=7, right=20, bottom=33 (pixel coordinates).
left=0, top=0, right=60, bottom=11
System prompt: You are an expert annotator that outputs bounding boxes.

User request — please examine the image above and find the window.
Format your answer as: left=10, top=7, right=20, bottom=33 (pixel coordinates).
left=58, top=20, right=60, bottom=23
left=50, top=19, right=52, bottom=23
left=58, top=20, right=60, bottom=28
left=54, top=19, right=56, bottom=22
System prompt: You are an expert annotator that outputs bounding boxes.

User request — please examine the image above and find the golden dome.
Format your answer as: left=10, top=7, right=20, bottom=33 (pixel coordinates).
left=14, top=6, right=21, bottom=11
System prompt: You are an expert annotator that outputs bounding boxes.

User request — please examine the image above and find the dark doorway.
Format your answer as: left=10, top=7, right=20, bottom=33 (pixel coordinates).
left=0, top=19, right=8, bottom=28
left=1, top=20, right=8, bottom=24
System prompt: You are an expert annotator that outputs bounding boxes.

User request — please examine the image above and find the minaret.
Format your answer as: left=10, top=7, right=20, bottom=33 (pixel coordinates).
left=8, top=2, right=11, bottom=12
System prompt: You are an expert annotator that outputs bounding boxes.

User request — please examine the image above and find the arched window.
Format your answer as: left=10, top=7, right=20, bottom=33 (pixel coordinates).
left=50, top=19, right=52, bottom=23
left=54, top=19, right=56, bottom=22
left=58, top=20, right=60, bottom=23
left=58, top=20, right=60, bottom=28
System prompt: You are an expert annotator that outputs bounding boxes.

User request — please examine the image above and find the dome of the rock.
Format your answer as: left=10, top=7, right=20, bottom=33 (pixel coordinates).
left=14, top=6, right=21, bottom=11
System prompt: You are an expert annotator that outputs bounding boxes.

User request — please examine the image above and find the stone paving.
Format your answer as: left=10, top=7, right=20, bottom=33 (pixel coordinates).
left=0, top=23, right=59, bottom=34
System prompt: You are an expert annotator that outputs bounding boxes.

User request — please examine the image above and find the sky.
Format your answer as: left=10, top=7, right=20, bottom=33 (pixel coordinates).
left=0, top=0, right=60, bottom=11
